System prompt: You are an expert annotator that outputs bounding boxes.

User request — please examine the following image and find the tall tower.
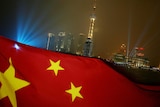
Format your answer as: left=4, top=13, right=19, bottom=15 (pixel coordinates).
left=83, top=0, right=96, bottom=57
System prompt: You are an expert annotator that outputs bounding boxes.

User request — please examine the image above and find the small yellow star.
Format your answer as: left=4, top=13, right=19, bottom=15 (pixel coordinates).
left=65, top=82, right=83, bottom=102
left=0, top=57, right=30, bottom=107
left=47, top=59, right=64, bottom=76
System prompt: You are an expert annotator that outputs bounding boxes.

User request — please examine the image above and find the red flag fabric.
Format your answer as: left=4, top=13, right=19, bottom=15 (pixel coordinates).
left=0, top=36, right=160, bottom=107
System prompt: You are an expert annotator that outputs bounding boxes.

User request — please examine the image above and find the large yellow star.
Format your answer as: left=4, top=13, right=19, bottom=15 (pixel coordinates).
left=0, top=57, right=30, bottom=107
left=65, top=82, right=83, bottom=102
left=47, top=59, right=64, bottom=76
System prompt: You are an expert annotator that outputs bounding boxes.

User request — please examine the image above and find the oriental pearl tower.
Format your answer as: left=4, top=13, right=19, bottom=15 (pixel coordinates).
left=83, top=0, right=96, bottom=57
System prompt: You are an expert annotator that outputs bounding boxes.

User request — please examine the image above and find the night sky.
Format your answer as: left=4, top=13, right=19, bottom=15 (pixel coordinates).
left=0, top=0, right=160, bottom=66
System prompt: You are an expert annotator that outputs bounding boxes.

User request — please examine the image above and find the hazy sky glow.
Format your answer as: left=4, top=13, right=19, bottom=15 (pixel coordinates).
left=0, top=0, right=160, bottom=66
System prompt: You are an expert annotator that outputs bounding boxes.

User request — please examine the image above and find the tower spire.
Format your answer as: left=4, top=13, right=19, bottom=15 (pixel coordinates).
left=83, top=0, right=96, bottom=57
left=87, top=0, right=96, bottom=39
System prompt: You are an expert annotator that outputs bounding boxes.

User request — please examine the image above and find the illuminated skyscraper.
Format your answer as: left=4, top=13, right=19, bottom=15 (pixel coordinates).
left=76, top=33, right=85, bottom=55
left=46, top=33, right=54, bottom=50
left=49, top=32, right=74, bottom=53
left=65, top=33, right=74, bottom=53
left=83, top=0, right=96, bottom=57
left=52, top=32, right=65, bottom=52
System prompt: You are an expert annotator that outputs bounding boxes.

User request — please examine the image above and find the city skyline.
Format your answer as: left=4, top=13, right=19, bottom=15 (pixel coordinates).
left=0, top=0, right=160, bottom=66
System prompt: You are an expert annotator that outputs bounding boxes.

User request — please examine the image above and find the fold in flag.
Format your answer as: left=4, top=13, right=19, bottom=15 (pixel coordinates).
left=0, top=36, right=160, bottom=107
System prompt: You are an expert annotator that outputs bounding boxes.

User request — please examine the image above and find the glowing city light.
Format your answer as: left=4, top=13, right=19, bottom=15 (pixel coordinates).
left=14, top=44, right=20, bottom=50
left=16, top=0, right=52, bottom=48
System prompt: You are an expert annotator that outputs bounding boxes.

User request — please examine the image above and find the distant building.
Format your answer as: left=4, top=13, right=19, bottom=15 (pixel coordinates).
left=112, top=45, right=150, bottom=68
left=112, top=53, right=150, bottom=68
left=83, top=0, right=96, bottom=57
left=112, top=53, right=126, bottom=64
left=65, top=33, right=75, bottom=53
left=128, top=47, right=149, bottom=68
left=46, top=33, right=54, bottom=50
left=83, top=38, right=93, bottom=56
left=128, top=57, right=150, bottom=68
left=48, top=32, right=74, bottom=53
left=76, top=33, right=86, bottom=55
left=52, top=32, right=66, bottom=52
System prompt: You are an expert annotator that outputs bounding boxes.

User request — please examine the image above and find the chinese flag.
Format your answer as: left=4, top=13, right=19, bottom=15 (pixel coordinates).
left=0, top=36, right=160, bottom=107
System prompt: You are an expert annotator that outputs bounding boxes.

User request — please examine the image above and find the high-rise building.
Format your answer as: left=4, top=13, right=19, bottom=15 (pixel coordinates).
left=52, top=32, right=65, bottom=52
left=65, top=33, right=74, bottom=53
left=46, top=33, right=54, bottom=50
left=51, top=32, right=74, bottom=53
left=83, top=0, right=96, bottom=57
left=76, top=33, right=86, bottom=55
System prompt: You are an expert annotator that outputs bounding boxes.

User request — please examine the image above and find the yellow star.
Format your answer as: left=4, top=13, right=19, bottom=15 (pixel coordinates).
left=65, top=82, right=83, bottom=102
left=0, top=57, right=30, bottom=107
left=47, top=59, right=64, bottom=76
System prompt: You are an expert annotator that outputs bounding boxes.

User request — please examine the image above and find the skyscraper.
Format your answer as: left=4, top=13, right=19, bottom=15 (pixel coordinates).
left=46, top=32, right=75, bottom=54
left=76, top=33, right=86, bottom=55
left=52, top=32, right=66, bottom=52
